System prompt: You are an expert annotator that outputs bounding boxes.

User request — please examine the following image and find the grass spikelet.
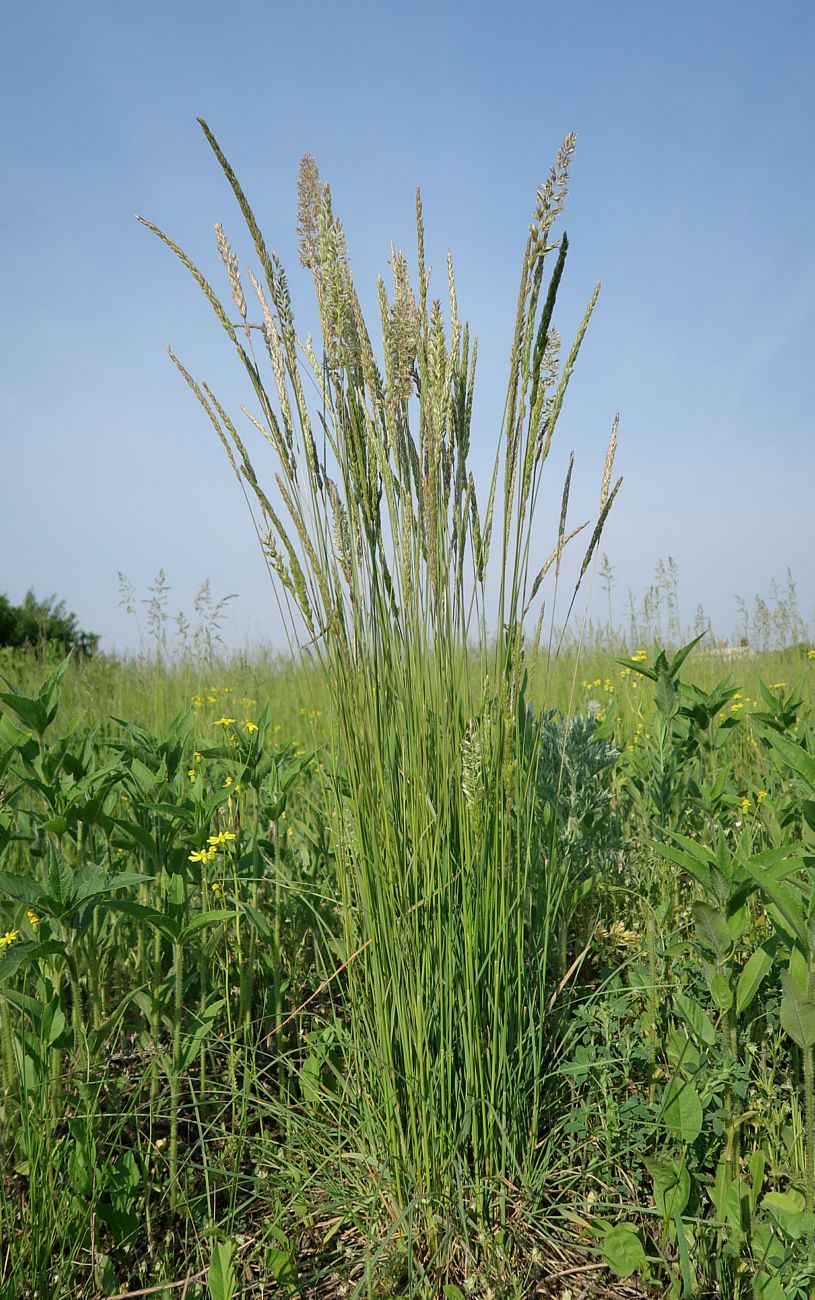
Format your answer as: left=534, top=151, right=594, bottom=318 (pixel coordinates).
left=600, top=412, right=619, bottom=510
left=214, top=223, right=248, bottom=332
left=556, top=450, right=575, bottom=579
left=576, top=473, right=623, bottom=586
left=297, top=152, right=321, bottom=271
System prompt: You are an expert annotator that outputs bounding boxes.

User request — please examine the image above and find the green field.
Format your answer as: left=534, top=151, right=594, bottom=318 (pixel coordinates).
left=4, top=129, right=815, bottom=1300
left=2, top=641, right=815, bottom=1297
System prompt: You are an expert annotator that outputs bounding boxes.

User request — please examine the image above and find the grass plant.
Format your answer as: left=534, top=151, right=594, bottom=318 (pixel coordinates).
left=3, top=128, right=815, bottom=1297
left=141, top=122, right=624, bottom=1271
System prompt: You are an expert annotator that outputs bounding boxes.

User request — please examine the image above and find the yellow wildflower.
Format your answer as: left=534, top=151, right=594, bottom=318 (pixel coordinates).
left=244, top=720, right=259, bottom=733
left=740, top=797, right=751, bottom=811
left=189, top=847, right=216, bottom=864
left=214, top=717, right=237, bottom=727
left=223, top=775, right=234, bottom=787
left=208, top=831, right=236, bottom=846
left=757, top=790, right=768, bottom=802
left=187, top=768, right=197, bottom=780
left=0, top=930, right=20, bottom=949
left=26, top=910, right=40, bottom=927
left=807, top=648, right=815, bottom=660
left=207, top=695, right=217, bottom=704
left=211, top=882, right=222, bottom=894
left=770, top=682, right=786, bottom=690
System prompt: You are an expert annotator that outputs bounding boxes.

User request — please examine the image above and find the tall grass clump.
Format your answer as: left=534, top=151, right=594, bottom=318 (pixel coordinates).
left=142, top=124, right=619, bottom=1268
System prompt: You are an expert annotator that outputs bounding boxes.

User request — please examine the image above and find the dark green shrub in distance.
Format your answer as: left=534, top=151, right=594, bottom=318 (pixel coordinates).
left=0, top=589, right=98, bottom=657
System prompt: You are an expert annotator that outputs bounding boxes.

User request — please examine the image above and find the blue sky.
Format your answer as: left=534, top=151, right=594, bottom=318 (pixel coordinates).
left=1, top=1, right=813, bottom=651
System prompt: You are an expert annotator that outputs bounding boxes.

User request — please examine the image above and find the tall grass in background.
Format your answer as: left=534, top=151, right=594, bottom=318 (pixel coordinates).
left=142, top=125, right=620, bottom=1260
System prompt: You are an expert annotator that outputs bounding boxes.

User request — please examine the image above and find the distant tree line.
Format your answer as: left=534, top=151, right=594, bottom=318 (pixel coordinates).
left=0, top=590, right=98, bottom=657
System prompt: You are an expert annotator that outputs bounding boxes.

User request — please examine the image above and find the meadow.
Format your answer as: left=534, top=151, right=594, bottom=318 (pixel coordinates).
left=2, top=639, right=814, bottom=1299
left=3, top=124, right=815, bottom=1299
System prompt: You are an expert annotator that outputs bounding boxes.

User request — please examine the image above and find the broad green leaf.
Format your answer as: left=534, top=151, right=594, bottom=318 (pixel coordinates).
left=662, top=1076, right=703, bottom=1143
left=649, top=839, right=711, bottom=891
left=701, top=960, right=733, bottom=1011
left=179, top=910, right=234, bottom=944
left=746, top=863, right=808, bottom=951
left=645, top=1157, right=691, bottom=1219
left=755, top=1278, right=786, bottom=1300
left=736, top=942, right=775, bottom=1015
left=748, top=1149, right=766, bottom=1216
left=709, top=1160, right=753, bottom=1234
left=692, top=902, right=732, bottom=958
left=207, top=1239, right=236, bottom=1300
left=603, top=1225, right=646, bottom=1278
left=669, top=633, right=706, bottom=677
left=780, top=970, right=815, bottom=1049
left=0, top=691, right=48, bottom=735
left=0, top=872, right=42, bottom=904
left=764, top=1188, right=805, bottom=1213
left=94, top=1251, right=118, bottom=1297
left=655, top=670, right=676, bottom=718
left=751, top=843, right=807, bottom=872
left=789, top=944, right=809, bottom=992
left=726, top=901, right=748, bottom=944
left=764, top=730, right=815, bottom=793
left=110, top=819, right=159, bottom=859
left=264, top=1225, right=298, bottom=1289
left=762, top=1189, right=815, bottom=1239
left=674, top=991, right=716, bottom=1047
left=42, top=999, right=66, bottom=1046
left=180, top=998, right=225, bottom=1071
left=46, top=850, right=75, bottom=909
left=68, top=1141, right=94, bottom=1198
left=666, top=1027, right=701, bottom=1076
left=102, top=900, right=176, bottom=941
left=106, top=871, right=149, bottom=892
left=0, top=940, right=65, bottom=985
left=42, top=816, right=68, bottom=836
